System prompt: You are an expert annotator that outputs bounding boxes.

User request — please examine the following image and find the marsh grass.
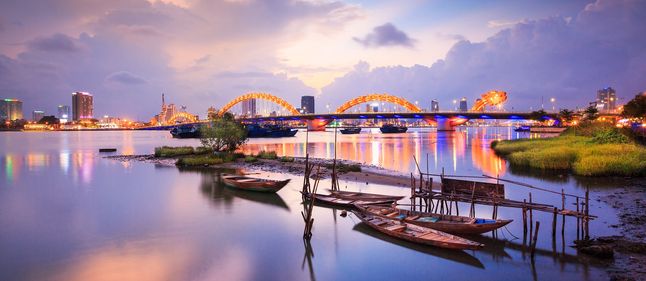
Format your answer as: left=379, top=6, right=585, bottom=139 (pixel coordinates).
left=279, top=156, right=295, bottom=162
left=154, top=146, right=195, bottom=157
left=493, top=134, right=646, bottom=176
left=244, top=156, right=258, bottom=163
left=175, top=156, right=223, bottom=166
left=256, top=150, right=278, bottom=159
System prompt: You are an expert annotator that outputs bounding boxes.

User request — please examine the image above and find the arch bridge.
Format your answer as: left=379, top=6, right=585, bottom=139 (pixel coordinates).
left=168, top=112, right=198, bottom=124
left=218, top=92, right=300, bottom=117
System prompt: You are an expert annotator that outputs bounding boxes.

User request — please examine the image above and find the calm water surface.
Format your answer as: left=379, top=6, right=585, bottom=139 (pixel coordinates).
left=0, top=128, right=622, bottom=280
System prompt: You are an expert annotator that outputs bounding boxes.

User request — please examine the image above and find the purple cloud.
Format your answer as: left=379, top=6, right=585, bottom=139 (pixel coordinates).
left=27, top=33, right=81, bottom=53
left=353, top=23, right=416, bottom=48
left=324, top=0, right=646, bottom=111
left=105, top=71, right=147, bottom=85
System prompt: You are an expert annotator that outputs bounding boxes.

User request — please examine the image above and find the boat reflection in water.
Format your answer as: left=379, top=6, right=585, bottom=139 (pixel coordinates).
left=180, top=168, right=291, bottom=211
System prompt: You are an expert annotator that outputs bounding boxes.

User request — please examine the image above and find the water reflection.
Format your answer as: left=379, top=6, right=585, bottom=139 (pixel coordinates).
left=352, top=222, right=485, bottom=269
left=182, top=168, right=291, bottom=211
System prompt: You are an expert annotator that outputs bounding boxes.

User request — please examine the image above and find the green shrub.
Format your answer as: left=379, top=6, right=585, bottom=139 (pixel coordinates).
left=257, top=150, right=278, bottom=159
left=154, top=146, right=194, bottom=157
left=244, top=156, right=258, bottom=163
left=589, top=129, right=630, bottom=144
left=279, top=156, right=295, bottom=162
left=326, top=162, right=362, bottom=173
left=176, top=156, right=223, bottom=166
left=194, top=146, right=213, bottom=155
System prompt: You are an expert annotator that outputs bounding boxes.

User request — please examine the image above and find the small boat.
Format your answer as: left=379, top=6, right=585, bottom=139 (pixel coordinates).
left=380, top=124, right=408, bottom=134
left=246, top=124, right=298, bottom=138
left=355, top=205, right=512, bottom=235
left=351, top=209, right=484, bottom=250
left=328, top=190, right=405, bottom=202
left=221, top=174, right=290, bottom=193
left=514, top=125, right=530, bottom=132
left=170, top=124, right=201, bottom=138
left=340, top=127, right=361, bottom=134
left=301, top=192, right=398, bottom=208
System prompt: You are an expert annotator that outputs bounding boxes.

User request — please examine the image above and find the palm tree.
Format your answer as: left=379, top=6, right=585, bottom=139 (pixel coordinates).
left=558, top=109, right=574, bottom=124
left=584, top=106, right=599, bottom=120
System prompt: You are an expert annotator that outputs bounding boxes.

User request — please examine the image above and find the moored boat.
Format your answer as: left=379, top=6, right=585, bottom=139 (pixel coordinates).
left=355, top=205, right=512, bottom=235
left=170, top=124, right=201, bottom=138
left=351, top=209, right=485, bottom=250
left=328, top=190, right=405, bottom=202
left=514, top=125, right=530, bottom=132
left=246, top=124, right=298, bottom=138
left=221, top=174, right=290, bottom=193
left=380, top=124, right=408, bottom=134
left=301, top=192, right=399, bottom=208
left=340, top=127, right=362, bottom=134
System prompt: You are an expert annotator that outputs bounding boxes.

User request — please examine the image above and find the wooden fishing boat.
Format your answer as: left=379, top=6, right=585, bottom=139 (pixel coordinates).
left=221, top=174, right=290, bottom=193
left=355, top=205, right=512, bottom=235
left=351, top=209, right=484, bottom=250
left=328, top=189, right=405, bottom=202
left=301, top=192, right=398, bottom=208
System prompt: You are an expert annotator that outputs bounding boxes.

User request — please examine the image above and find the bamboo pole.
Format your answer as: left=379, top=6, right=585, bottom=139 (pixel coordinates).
left=531, top=221, right=541, bottom=259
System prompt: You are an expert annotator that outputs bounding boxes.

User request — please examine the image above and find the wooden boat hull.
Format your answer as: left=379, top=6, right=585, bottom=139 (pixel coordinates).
left=302, top=192, right=398, bottom=208
left=356, top=205, right=512, bottom=235
left=221, top=174, right=290, bottom=193
left=327, top=190, right=405, bottom=202
left=351, top=210, right=484, bottom=250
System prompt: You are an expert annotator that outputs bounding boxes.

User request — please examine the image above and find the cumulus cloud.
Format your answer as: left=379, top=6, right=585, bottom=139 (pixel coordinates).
left=27, top=33, right=81, bottom=53
left=105, top=71, right=147, bottom=85
left=353, top=23, right=416, bottom=48
left=323, top=0, right=646, bottom=111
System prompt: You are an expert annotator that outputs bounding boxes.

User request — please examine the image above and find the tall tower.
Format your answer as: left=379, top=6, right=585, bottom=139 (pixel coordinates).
left=301, top=96, right=315, bottom=114
left=72, top=92, right=93, bottom=121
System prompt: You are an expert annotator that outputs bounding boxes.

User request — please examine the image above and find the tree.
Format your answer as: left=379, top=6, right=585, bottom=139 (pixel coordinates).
left=558, top=109, right=574, bottom=123
left=621, top=93, right=646, bottom=119
left=200, top=112, right=248, bottom=153
left=38, top=115, right=60, bottom=124
left=584, top=105, right=599, bottom=120
left=529, top=109, right=547, bottom=121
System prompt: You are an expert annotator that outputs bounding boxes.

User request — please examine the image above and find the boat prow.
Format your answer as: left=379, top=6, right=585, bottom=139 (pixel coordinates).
left=221, top=174, right=290, bottom=193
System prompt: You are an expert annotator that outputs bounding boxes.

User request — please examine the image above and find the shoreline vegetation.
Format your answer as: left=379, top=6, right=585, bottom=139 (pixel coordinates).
left=492, top=122, right=646, bottom=177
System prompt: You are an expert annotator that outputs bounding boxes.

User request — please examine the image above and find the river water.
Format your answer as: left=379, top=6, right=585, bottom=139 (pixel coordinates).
left=0, top=128, right=622, bottom=281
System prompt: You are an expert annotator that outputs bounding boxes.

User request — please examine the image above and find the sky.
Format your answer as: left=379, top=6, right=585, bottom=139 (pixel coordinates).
left=1, top=0, right=645, bottom=119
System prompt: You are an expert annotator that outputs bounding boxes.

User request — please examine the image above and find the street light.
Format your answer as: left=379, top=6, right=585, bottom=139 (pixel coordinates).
left=550, top=98, right=556, bottom=112
left=326, top=104, right=330, bottom=113
left=453, top=99, right=457, bottom=111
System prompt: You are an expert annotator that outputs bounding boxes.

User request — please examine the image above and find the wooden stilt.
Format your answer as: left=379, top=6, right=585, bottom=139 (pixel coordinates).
left=531, top=221, right=540, bottom=259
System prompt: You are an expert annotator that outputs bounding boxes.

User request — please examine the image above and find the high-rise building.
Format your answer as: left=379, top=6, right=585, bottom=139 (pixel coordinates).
left=0, top=98, right=23, bottom=120
left=301, top=96, right=315, bottom=114
left=72, top=92, right=93, bottom=121
left=596, top=87, right=617, bottom=112
left=431, top=100, right=439, bottom=112
left=32, top=110, right=45, bottom=122
left=241, top=99, right=256, bottom=117
left=57, top=105, right=71, bottom=123
left=459, top=97, right=468, bottom=112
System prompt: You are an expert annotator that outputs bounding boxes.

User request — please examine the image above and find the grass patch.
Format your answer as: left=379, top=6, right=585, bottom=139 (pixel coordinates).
left=279, top=156, right=295, bottom=162
left=256, top=150, right=278, bottom=159
left=244, top=156, right=258, bottom=163
left=326, top=162, right=362, bottom=173
left=176, top=156, right=223, bottom=166
left=492, top=125, right=646, bottom=176
left=155, top=146, right=194, bottom=157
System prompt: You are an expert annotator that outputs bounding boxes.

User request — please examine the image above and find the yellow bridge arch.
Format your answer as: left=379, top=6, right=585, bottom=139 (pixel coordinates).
left=168, top=112, right=198, bottom=124
left=335, top=93, right=422, bottom=113
left=471, top=90, right=507, bottom=111
left=218, top=92, right=300, bottom=117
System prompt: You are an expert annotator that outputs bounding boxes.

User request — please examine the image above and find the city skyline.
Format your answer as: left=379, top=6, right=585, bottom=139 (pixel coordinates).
left=1, top=0, right=645, bottom=118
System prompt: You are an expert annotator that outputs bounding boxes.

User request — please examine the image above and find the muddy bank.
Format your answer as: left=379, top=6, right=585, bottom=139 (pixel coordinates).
left=105, top=154, right=414, bottom=188
left=594, top=182, right=646, bottom=281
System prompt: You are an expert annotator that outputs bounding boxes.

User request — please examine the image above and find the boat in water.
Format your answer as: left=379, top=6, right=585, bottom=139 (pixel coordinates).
left=170, top=124, right=201, bottom=138
left=301, top=192, right=401, bottom=208
left=328, top=190, right=405, bottom=202
left=354, top=204, right=512, bottom=235
left=246, top=124, right=298, bottom=138
left=340, top=127, right=362, bottom=134
left=513, top=125, right=530, bottom=132
left=351, top=209, right=485, bottom=250
left=380, top=124, right=408, bottom=134
left=221, top=174, right=290, bottom=193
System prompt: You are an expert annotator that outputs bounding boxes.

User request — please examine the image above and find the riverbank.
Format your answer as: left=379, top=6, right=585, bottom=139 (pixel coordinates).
left=597, top=181, right=646, bottom=281
left=106, top=154, right=414, bottom=188
left=491, top=124, right=646, bottom=177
